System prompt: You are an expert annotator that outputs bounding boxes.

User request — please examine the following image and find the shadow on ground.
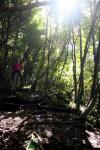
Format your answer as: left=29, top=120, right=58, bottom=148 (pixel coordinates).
left=0, top=90, right=100, bottom=150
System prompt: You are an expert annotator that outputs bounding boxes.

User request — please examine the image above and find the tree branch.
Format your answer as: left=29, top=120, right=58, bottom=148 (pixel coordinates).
left=0, top=1, right=52, bottom=12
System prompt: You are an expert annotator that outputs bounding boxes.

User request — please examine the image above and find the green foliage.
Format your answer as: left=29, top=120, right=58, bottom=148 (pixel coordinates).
left=0, top=0, right=100, bottom=122
left=27, top=140, right=39, bottom=150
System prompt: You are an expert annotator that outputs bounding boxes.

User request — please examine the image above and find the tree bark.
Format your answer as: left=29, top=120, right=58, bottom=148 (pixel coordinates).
left=1, top=16, right=10, bottom=81
left=96, top=80, right=100, bottom=126
left=77, top=0, right=100, bottom=110
left=31, top=12, right=48, bottom=91
left=81, top=33, right=100, bottom=119
left=77, top=23, right=84, bottom=110
left=45, top=16, right=51, bottom=91
left=71, top=31, right=77, bottom=108
left=49, top=32, right=71, bottom=81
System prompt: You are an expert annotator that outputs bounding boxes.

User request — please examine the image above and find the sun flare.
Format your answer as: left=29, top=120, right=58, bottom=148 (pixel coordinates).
left=58, top=0, right=79, bottom=16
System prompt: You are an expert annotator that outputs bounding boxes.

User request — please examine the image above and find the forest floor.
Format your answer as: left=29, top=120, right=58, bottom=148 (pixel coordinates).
left=0, top=88, right=100, bottom=150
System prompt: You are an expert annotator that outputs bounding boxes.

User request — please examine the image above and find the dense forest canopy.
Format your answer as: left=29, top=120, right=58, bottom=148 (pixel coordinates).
left=0, top=0, right=100, bottom=121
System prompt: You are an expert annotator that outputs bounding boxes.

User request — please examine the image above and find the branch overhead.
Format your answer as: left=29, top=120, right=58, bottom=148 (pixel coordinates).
left=0, top=1, right=52, bottom=12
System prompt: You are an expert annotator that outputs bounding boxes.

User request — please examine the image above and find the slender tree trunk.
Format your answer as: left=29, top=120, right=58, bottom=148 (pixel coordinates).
left=81, top=33, right=100, bottom=119
left=96, top=80, right=100, bottom=126
left=49, top=33, right=71, bottom=81
left=89, top=0, right=96, bottom=57
left=1, top=15, right=10, bottom=83
left=59, top=46, right=68, bottom=80
left=77, top=0, right=100, bottom=110
left=77, top=23, right=84, bottom=110
left=45, top=16, right=51, bottom=91
left=12, top=18, right=21, bottom=62
left=71, top=32, right=77, bottom=107
left=31, top=13, right=48, bottom=91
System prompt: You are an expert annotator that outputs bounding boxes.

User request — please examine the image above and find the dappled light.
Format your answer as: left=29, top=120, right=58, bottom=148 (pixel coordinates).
left=0, top=100, right=100, bottom=149
left=86, top=130, right=100, bottom=148
left=0, top=0, right=100, bottom=149
left=0, top=89, right=100, bottom=149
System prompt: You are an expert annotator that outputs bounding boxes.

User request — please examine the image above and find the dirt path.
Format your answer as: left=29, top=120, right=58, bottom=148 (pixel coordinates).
left=0, top=91, right=100, bottom=150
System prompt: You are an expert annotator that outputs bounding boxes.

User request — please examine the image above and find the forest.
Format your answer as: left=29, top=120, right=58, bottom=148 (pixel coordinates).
left=0, top=0, right=100, bottom=149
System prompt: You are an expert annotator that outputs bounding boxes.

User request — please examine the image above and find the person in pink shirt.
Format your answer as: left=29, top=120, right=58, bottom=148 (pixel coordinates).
left=12, top=60, right=23, bottom=83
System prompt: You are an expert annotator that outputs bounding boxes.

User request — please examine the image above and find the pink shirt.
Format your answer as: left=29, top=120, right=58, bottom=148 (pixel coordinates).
left=12, top=63, right=22, bottom=72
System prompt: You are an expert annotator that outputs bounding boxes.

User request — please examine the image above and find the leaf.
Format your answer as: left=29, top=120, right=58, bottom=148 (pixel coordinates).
left=27, top=140, right=38, bottom=150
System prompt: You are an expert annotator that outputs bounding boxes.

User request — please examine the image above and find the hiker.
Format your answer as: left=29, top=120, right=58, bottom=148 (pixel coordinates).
left=12, top=60, right=23, bottom=84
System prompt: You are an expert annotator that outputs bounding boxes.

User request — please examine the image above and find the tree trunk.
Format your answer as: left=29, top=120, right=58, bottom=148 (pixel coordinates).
left=49, top=32, right=71, bottom=81
left=77, top=23, right=84, bottom=110
left=81, top=33, right=100, bottom=119
left=45, top=15, right=51, bottom=91
left=31, top=13, right=48, bottom=91
left=71, top=32, right=77, bottom=108
left=77, top=0, right=100, bottom=110
left=1, top=15, right=10, bottom=83
left=96, top=80, right=100, bottom=127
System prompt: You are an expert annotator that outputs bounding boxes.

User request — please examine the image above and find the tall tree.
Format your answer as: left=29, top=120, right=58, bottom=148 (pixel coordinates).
left=81, top=33, right=100, bottom=119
